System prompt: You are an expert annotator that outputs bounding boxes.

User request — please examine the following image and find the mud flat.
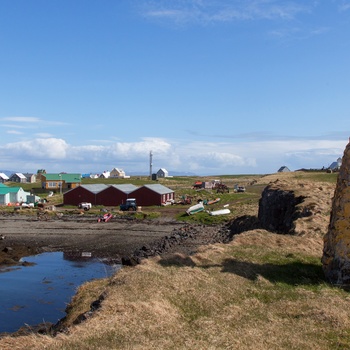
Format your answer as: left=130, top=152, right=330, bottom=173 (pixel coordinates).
left=0, top=214, right=188, bottom=266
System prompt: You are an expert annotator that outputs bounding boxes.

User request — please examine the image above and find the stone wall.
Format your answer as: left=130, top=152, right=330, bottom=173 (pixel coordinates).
left=322, top=141, right=350, bottom=285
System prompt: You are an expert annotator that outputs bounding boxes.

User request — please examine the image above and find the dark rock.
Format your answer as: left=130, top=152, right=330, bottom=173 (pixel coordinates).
left=258, top=183, right=305, bottom=234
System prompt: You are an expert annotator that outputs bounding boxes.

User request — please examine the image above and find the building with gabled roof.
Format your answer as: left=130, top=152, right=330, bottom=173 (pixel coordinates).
left=96, top=184, right=137, bottom=206
left=63, top=183, right=138, bottom=206
left=277, top=166, right=291, bottom=173
left=329, top=157, right=342, bottom=171
left=62, top=183, right=175, bottom=207
left=41, top=173, right=81, bottom=192
left=130, top=184, right=174, bottom=206
left=9, top=173, right=27, bottom=183
left=156, top=168, right=169, bottom=178
left=110, top=168, right=129, bottom=178
left=0, top=186, right=31, bottom=205
left=99, top=171, right=110, bottom=179
left=23, top=173, right=37, bottom=183
left=63, top=184, right=108, bottom=206
left=0, top=173, right=9, bottom=183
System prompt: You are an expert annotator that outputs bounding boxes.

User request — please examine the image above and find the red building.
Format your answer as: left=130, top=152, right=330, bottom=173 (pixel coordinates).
left=63, top=183, right=174, bottom=207
left=130, top=184, right=174, bottom=206
left=63, top=184, right=108, bottom=206
left=96, top=184, right=137, bottom=206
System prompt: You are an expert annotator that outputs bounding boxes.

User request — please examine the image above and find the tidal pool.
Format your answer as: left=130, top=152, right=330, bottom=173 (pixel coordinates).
left=0, top=251, right=121, bottom=334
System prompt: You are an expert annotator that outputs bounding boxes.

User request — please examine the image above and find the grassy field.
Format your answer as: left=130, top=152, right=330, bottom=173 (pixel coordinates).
left=1, top=171, right=347, bottom=350
left=4, top=171, right=338, bottom=225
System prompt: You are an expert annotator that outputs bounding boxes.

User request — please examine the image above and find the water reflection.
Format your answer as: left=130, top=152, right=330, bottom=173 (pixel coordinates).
left=0, top=251, right=121, bottom=334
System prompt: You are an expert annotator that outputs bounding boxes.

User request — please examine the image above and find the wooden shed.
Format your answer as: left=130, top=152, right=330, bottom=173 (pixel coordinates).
left=96, top=184, right=137, bottom=206
left=130, top=184, right=174, bottom=206
left=63, top=184, right=108, bottom=206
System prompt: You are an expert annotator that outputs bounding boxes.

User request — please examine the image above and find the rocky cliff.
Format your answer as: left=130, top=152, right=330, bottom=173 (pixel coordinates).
left=258, top=181, right=306, bottom=234
left=257, top=177, right=333, bottom=237
left=322, top=142, right=350, bottom=285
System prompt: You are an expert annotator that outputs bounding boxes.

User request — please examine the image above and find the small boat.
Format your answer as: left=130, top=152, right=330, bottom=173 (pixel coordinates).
left=98, top=213, right=113, bottom=222
left=206, top=198, right=220, bottom=205
left=186, top=202, right=204, bottom=215
left=209, top=208, right=231, bottom=216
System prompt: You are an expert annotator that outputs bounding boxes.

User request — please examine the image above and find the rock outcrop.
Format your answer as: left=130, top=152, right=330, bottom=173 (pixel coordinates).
left=322, top=141, right=350, bottom=285
left=258, top=181, right=306, bottom=234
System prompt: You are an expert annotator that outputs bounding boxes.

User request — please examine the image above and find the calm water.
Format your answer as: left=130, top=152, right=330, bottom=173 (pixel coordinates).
left=0, top=251, right=121, bottom=333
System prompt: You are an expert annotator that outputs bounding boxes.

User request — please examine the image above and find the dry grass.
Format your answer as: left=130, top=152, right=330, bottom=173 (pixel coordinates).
left=2, top=229, right=350, bottom=350
left=2, top=172, right=347, bottom=350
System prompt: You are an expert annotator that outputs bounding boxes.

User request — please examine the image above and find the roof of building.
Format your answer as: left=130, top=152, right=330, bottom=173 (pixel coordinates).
left=79, top=184, right=109, bottom=194
left=157, top=168, right=168, bottom=173
left=0, top=187, right=23, bottom=194
left=44, top=173, right=82, bottom=182
left=142, top=184, right=174, bottom=194
left=110, top=184, right=137, bottom=194
left=11, top=173, right=26, bottom=179
left=0, top=173, right=9, bottom=179
left=277, top=166, right=290, bottom=172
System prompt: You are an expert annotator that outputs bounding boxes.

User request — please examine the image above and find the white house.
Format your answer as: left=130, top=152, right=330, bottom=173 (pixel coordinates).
left=0, top=185, right=33, bottom=205
left=99, top=171, right=110, bottom=179
left=156, top=168, right=170, bottom=178
left=329, top=157, right=342, bottom=171
left=110, top=168, right=130, bottom=178
left=0, top=173, right=9, bottom=183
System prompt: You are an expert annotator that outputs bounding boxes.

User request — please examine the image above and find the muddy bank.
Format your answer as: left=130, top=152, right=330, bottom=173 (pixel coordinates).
left=0, top=214, right=184, bottom=265
left=0, top=214, right=230, bottom=268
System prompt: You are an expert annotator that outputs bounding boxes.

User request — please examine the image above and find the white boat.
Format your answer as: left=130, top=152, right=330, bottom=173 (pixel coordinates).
left=209, top=208, right=231, bottom=216
left=186, top=202, right=205, bottom=215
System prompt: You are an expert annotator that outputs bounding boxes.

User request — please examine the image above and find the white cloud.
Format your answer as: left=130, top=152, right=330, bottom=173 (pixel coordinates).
left=35, top=133, right=54, bottom=138
left=2, top=116, right=40, bottom=123
left=141, top=0, right=311, bottom=24
left=2, top=138, right=68, bottom=160
left=6, top=130, right=23, bottom=135
left=0, top=136, right=347, bottom=175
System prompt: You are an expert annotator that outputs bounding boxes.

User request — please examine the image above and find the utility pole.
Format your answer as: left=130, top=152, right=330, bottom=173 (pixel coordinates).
left=149, top=150, right=153, bottom=179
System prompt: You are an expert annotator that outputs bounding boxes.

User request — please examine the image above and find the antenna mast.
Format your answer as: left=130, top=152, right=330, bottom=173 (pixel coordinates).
left=149, top=150, right=153, bottom=179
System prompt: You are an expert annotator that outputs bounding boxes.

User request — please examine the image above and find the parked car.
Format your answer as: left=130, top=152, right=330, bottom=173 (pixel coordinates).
left=120, top=198, right=137, bottom=211
left=234, top=184, right=246, bottom=193
left=78, top=202, right=92, bottom=211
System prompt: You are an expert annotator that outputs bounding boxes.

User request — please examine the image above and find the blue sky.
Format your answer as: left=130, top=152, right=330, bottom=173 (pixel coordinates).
left=0, top=0, right=349, bottom=176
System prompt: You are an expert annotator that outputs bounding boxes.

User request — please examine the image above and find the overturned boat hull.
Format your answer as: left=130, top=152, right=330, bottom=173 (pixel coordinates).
left=209, top=208, right=231, bottom=216
left=186, top=202, right=204, bottom=215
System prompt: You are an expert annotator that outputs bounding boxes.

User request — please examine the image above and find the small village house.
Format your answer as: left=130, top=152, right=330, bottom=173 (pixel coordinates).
left=23, top=173, right=37, bottom=183
left=99, top=171, right=110, bottom=179
left=0, top=183, right=39, bottom=205
left=328, top=157, right=342, bottom=171
left=0, top=173, right=9, bottom=183
left=41, top=173, right=81, bottom=192
left=277, top=166, right=291, bottom=173
left=110, top=168, right=130, bottom=179
left=9, top=173, right=27, bottom=183
left=156, top=168, right=169, bottom=178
